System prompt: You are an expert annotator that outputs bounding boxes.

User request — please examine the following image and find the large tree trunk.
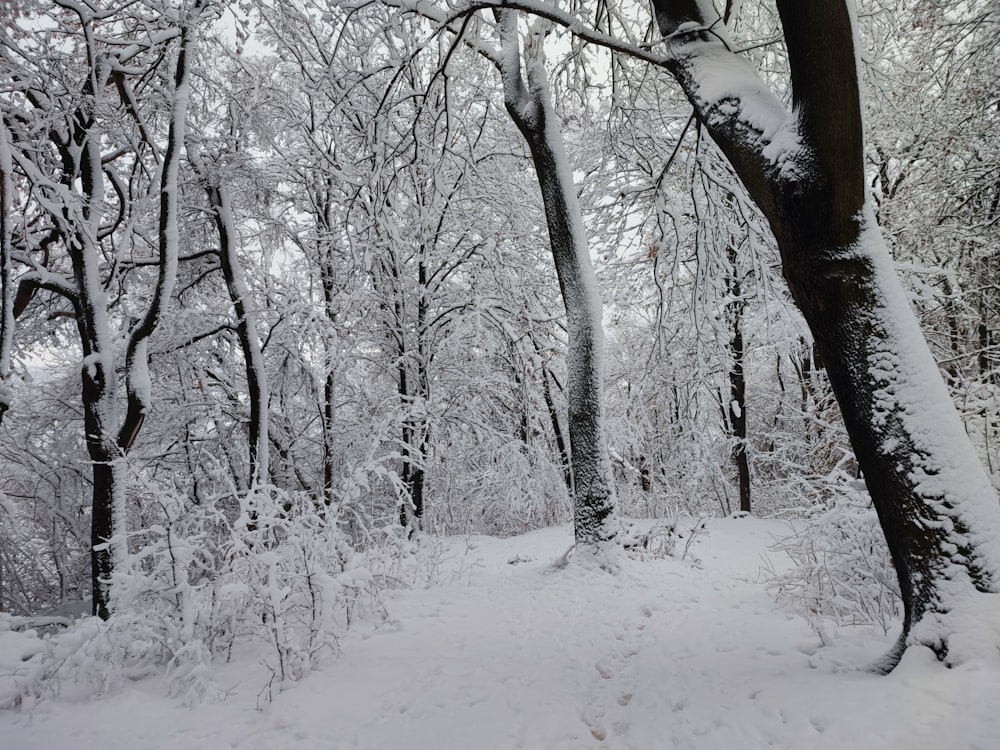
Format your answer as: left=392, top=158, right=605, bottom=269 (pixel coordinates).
left=77, top=322, right=120, bottom=622
left=497, top=11, right=616, bottom=545
left=651, top=0, right=1000, bottom=668
left=3, top=2, right=200, bottom=619
left=69, top=98, right=123, bottom=620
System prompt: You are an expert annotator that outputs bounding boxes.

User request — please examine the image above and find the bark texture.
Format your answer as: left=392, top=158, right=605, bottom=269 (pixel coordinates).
left=0, top=119, right=13, bottom=427
left=652, top=0, right=1000, bottom=666
left=498, top=11, right=616, bottom=544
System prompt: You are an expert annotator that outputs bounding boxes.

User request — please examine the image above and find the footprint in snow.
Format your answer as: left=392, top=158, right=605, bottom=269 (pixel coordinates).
left=582, top=606, right=658, bottom=743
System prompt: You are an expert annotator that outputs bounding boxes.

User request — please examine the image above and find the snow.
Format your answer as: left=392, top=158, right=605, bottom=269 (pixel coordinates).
left=498, top=7, right=617, bottom=545
left=663, top=24, right=810, bottom=186
left=4, top=518, right=998, bottom=749
left=1, top=117, right=13, bottom=381
left=858, top=202, right=1000, bottom=582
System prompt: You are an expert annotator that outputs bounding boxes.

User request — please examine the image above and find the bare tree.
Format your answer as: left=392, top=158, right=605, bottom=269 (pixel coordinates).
left=494, top=10, right=618, bottom=546
left=1, top=0, right=205, bottom=617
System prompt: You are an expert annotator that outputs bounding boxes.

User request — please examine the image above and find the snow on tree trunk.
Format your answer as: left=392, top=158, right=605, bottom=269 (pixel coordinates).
left=0, top=118, right=13, bottom=426
left=798, top=205, right=1000, bottom=666
left=189, top=166, right=270, bottom=490
left=70, top=176, right=121, bottom=619
left=726, top=267, right=750, bottom=515
left=497, top=11, right=617, bottom=546
left=119, top=9, right=198, bottom=454
left=651, top=0, right=1000, bottom=667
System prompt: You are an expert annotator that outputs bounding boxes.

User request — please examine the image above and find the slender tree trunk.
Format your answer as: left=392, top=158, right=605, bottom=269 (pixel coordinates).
left=316, top=187, right=340, bottom=508
left=0, top=119, right=13, bottom=427
left=497, top=11, right=616, bottom=545
left=541, top=364, right=573, bottom=493
left=397, top=354, right=427, bottom=531
left=529, top=331, right=573, bottom=492
left=321, top=256, right=338, bottom=507
left=118, top=14, right=195, bottom=455
left=190, top=169, right=270, bottom=488
left=723, top=244, right=750, bottom=513
left=727, top=298, right=750, bottom=514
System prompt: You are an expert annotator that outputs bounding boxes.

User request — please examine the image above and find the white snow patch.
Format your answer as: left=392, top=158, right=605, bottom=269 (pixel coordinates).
left=856, top=202, right=1000, bottom=582
left=3, top=519, right=998, bottom=748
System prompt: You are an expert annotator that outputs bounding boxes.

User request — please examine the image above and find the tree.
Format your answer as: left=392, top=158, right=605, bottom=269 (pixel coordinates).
left=0, top=117, right=13, bottom=427
left=1, top=0, right=206, bottom=617
left=494, top=10, right=618, bottom=546
left=859, top=0, right=1000, bottom=469
left=648, top=0, right=1000, bottom=668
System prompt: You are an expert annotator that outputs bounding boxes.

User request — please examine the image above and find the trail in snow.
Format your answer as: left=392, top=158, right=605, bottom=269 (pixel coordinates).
left=3, top=517, right=999, bottom=749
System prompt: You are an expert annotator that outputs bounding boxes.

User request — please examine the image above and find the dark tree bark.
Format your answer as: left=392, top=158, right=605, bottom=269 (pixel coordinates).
left=395, top=293, right=429, bottom=532
left=727, top=307, right=750, bottom=514
left=651, top=0, right=1000, bottom=668
left=209, top=182, right=269, bottom=488
left=3, top=5, right=200, bottom=618
left=496, top=10, right=617, bottom=546
left=187, top=150, right=271, bottom=490
left=0, top=119, right=12, bottom=427
left=724, top=244, right=750, bottom=514
left=537, top=348, right=573, bottom=494
left=321, top=252, right=338, bottom=508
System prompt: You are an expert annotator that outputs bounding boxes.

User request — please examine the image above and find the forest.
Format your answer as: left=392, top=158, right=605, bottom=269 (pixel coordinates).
left=1, top=0, right=999, bottom=745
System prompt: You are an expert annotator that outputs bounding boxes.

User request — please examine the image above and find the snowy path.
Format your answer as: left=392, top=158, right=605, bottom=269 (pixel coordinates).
left=4, top=518, right=999, bottom=749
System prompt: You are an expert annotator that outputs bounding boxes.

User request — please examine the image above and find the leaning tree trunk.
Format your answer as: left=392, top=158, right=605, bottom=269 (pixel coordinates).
left=651, top=0, right=1000, bottom=668
left=497, top=10, right=616, bottom=545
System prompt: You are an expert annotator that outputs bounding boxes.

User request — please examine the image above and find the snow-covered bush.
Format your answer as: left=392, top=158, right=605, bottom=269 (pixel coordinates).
left=0, top=614, right=49, bottom=709
left=622, top=512, right=709, bottom=563
left=426, top=436, right=571, bottom=536
left=0, top=478, right=444, bottom=709
left=0, top=614, right=125, bottom=709
left=766, top=475, right=901, bottom=642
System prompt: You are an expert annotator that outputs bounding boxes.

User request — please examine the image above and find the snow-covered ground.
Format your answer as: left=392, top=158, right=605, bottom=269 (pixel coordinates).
left=3, top=517, right=998, bottom=749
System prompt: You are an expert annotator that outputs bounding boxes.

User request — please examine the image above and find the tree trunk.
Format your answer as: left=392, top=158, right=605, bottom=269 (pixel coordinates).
left=3, top=2, right=201, bottom=619
left=188, top=167, right=270, bottom=489
left=79, top=336, right=120, bottom=621
left=396, top=354, right=428, bottom=532
left=497, top=10, right=617, bottom=545
left=69, top=103, right=123, bottom=620
left=529, top=331, right=573, bottom=493
left=0, top=119, right=13, bottom=427
left=728, top=311, right=750, bottom=514
left=321, top=256, right=338, bottom=508
left=725, top=245, right=750, bottom=514
left=652, top=0, right=1000, bottom=667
